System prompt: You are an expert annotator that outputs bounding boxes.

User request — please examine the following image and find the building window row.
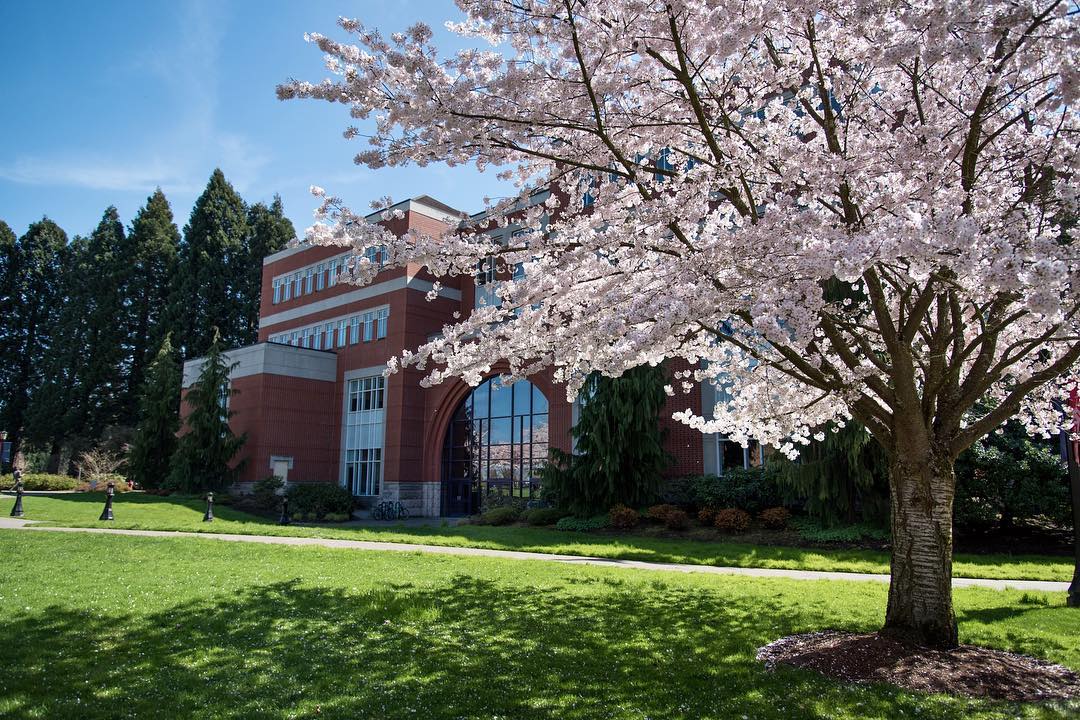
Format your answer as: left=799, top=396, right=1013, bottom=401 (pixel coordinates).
left=267, top=307, right=389, bottom=349
left=270, top=247, right=386, bottom=305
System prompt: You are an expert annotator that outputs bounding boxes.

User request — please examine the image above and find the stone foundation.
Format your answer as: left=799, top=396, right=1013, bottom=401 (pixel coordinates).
left=380, top=480, right=441, bottom=517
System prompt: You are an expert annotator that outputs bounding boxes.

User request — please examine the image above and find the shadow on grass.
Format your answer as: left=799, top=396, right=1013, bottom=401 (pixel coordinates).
left=0, top=573, right=1040, bottom=720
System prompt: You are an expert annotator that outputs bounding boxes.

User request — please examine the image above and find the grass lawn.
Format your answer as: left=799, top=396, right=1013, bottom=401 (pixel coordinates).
left=0, top=530, right=1077, bottom=719
left=6, top=492, right=1073, bottom=581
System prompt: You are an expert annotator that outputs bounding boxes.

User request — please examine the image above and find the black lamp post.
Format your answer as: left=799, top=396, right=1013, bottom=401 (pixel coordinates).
left=9, top=476, right=24, bottom=518
left=99, top=481, right=115, bottom=521
left=204, top=492, right=215, bottom=522
left=278, top=495, right=290, bottom=525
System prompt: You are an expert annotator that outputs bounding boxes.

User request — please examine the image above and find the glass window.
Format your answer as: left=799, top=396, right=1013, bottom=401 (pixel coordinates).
left=338, top=319, right=348, bottom=347
left=350, top=316, right=360, bottom=344
left=290, top=331, right=298, bottom=346
left=316, top=263, right=326, bottom=291
left=441, top=377, right=549, bottom=515
left=304, top=269, right=313, bottom=294
left=376, top=308, right=388, bottom=339
left=363, top=311, right=374, bottom=342
left=343, top=375, right=386, bottom=496
left=293, top=273, right=302, bottom=297
left=282, top=279, right=292, bottom=302
left=272, top=281, right=281, bottom=304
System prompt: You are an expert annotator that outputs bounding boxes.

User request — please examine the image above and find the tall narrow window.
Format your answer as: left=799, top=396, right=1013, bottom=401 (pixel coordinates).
left=290, top=331, right=299, bottom=345
left=282, top=279, right=292, bottom=302
left=376, top=308, right=388, bottom=339
left=316, top=263, right=326, bottom=291
left=304, top=269, right=314, bottom=294
left=293, top=273, right=302, bottom=297
left=329, top=259, right=339, bottom=287
left=324, top=323, right=334, bottom=350
left=338, top=319, right=348, bottom=347
left=272, top=280, right=282, bottom=304
left=362, top=311, right=374, bottom=342
left=343, top=375, right=385, bottom=496
left=350, top=316, right=361, bottom=344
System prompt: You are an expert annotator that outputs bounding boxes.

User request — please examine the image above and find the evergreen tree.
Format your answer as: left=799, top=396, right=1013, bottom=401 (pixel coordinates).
left=126, top=189, right=180, bottom=416
left=172, top=169, right=249, bottom=358
left=542, top=364, right=671, bottom=514
left=127, top=334, right=181, bottom=488
left=0, top=218, right=68, bottom=462
left=167, top=328, right=245, bottom=492
left=74, top=207, right=132, bottom=436
left=240, top=195, right=294, bottom=344
left=769, top=421, right=890, bottom=527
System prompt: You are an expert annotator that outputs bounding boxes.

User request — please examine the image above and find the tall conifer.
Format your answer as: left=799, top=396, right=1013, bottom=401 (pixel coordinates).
left=167, top=328, right=245, bottom=492
left=240, top=195, right=294, bottom=344
left=127, top=334, right=181, bottom=488
left=126, top=189, right=180, bottom=414
left=172, top=169, right=249, bottom=358
left=0, top=218, right=68, bottom=461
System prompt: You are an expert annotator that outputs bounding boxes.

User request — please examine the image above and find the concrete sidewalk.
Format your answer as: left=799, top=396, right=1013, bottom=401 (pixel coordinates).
left=0, top=517, right=1068, bottom=592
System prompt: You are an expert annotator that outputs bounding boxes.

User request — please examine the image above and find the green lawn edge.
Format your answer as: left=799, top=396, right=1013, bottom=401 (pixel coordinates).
left=7, top=492, right=1072, bottom=582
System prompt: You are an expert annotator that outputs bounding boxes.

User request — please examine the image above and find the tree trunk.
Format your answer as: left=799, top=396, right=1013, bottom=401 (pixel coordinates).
left=882, top=444, right=959, bottom=648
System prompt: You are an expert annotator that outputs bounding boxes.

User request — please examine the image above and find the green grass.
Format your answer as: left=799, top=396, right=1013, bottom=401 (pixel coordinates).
left=0, top=530, right=1077, bottom=719
left=6, top=492, right=1073, bottom=581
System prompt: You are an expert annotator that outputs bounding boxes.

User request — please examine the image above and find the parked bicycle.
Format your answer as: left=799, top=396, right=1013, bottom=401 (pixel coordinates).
left=371, top=500, right=410, bottom=521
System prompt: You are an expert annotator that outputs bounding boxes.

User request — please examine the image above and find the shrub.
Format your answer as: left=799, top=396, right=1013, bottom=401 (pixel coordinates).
left=661, top=508, right=689, bottom=530
left=476, top=506, right=521, bottom=525
left=324, top=512, right=350, bottom=523
left=657, top=476, right=695, bottom=506
left=288, top=483, right=353, bottom=520
left=790, top=517, right=888, bottom=543
left=609, top=504, right=640, bottom=529
left=759, top=506, right=791, bottom=530
left=480, top=491, right=528, bottom=514
left=76, top=475, right=131, bottom=493
left=697, top=507, right=716, bottom=525
left=2, top=473, right=80, bottom=491
left=713, top=508, right=751, bottom=533
left=251, top=476, right=285, bottom=510
left=646, top=504, right=680, bottom=522
left=522, top=507, right=569, bottom=526
left=689, top=468, right=780, bottom=515
left=555, top=514, right=611, bottom=532
left=645, top=504, right=689, bottom=530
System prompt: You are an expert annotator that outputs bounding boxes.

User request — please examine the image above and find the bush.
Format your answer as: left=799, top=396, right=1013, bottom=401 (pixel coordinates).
left=646, top=504, right=689, bottom=530
left=790, top=517, right=888, bottom=544
left=476, top=506, right=521, bottom=525
left=657, top=476, right=695, bottom=505
left=609, top=504, right=640, bottom=529
left=251, top=476, right=285, bottom=510
left=522, top=507, right=569, bottom=526
left=288, top=483, right=353, bottom=520
left=555, top=514, right=611, bottom=532
left=713, top=508, right=751, bottom=533
left=480, top=491, right=528, bottom=514
left=76, top=474, right=131, bottom=493
left=689, top=468, right=780, bottom=515
left=697, top=507, right=716, bottom=525
left=2, top=473, right=80, bottom=491
left=759, top=506, right=791, bottom=530
left=324, top=512, right=350, bottom=523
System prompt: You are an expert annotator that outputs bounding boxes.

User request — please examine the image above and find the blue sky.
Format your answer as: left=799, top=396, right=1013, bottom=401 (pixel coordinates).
left=0, top=1, right=511, bottom=239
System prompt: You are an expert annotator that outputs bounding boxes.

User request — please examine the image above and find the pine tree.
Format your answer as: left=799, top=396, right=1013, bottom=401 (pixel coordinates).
left=75, top=207, right=133, bottom=437
left=172, top=169, right=249, bottom=359
left=126, top=189, right=180, bottom=417
left=127, top=334, right=181, bottom=488
left=543, top=364, right=671, bottom=514
left=167, top=328, right=246, bottom=492
left=0, top=218, right=68, bottom=462
left=240, top=195, right=294, bottom=344
left=769, top=421, right=890, bottom=527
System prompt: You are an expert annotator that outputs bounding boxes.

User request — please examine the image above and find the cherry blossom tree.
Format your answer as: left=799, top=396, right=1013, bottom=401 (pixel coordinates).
left=280, top=0, right=1080, bottom=648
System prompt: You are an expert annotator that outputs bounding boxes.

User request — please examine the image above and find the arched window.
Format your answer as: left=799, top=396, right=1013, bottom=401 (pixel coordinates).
left=441, top=376, right=549, bottom=515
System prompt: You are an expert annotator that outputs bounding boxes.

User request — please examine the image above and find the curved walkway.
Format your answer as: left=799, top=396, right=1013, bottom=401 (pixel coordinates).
left=0, top=518, right=1068, bottom=592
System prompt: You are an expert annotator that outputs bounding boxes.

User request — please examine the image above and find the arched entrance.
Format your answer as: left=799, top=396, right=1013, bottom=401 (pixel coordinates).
left=441, top=376, right=549, bottom=516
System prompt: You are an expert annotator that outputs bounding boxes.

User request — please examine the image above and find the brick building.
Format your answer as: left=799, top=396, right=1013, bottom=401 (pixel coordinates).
left=181, top=194, right=757, bottom=516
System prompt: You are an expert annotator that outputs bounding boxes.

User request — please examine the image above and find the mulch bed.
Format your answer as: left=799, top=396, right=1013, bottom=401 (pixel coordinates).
left=757, top=631, right=1080, bottom=702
